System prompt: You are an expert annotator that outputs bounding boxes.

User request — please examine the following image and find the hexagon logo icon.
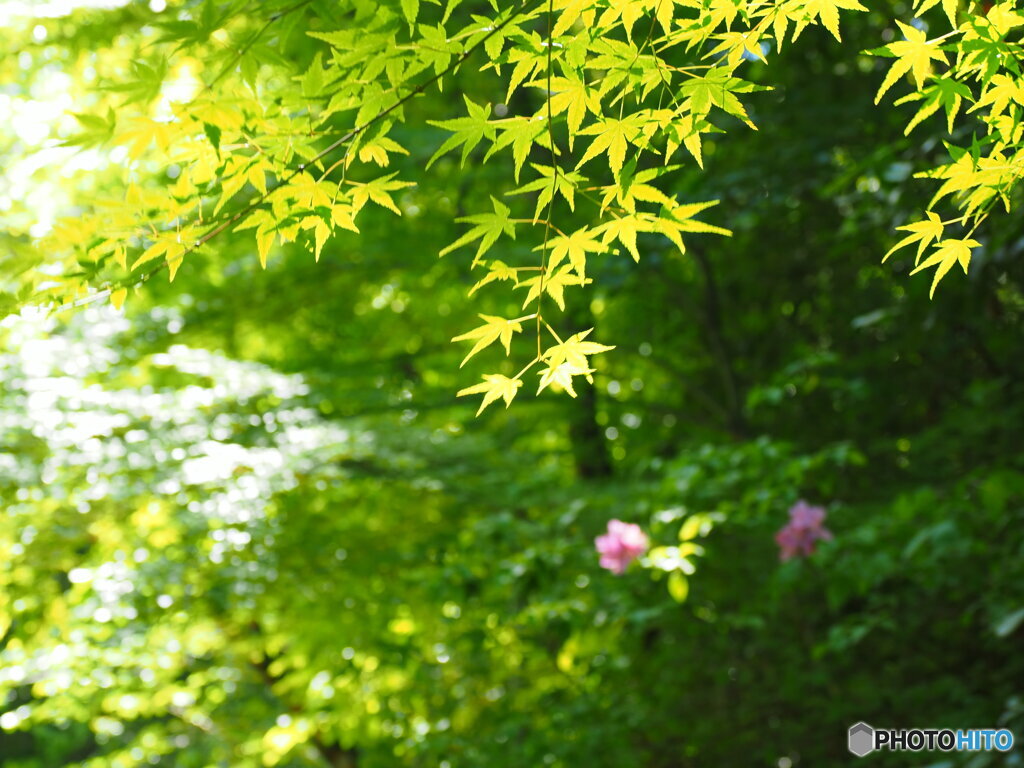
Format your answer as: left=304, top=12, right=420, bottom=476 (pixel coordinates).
left=848, top=722, right=875, bottom=757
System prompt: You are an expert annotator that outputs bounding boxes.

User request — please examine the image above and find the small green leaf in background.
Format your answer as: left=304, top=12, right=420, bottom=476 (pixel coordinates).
left=668, top=571, right=689, bottom=603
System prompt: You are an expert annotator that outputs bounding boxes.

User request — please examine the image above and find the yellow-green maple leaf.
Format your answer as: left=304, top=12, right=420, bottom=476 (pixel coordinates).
left=468, top=260, right=519, bottom=295
left=873, top=21, right=948, bottom=104
left=910, top=237, right=978, bottom=297
left=451, top=314, right=527, bottom=366
left=544, top=227, right=604, bottom=277
left=543, top=75, right=599, bottom=148
left=300, top=216, right=332, bottom=262
left=552, top=0, right=600, bottom=37
left=801, top=0, right=867, bottom=41
left=518, top=265, right=590, bottom=310
left=576, top=117, right=641, bottom=177
left=968, top=73, right=1024, bottom=121
left=457, top=374, right=523, bottom=415
left=131, top=235, right=189, bottom=281
left=110, top=288, right=128, bottom=311
left=598, top=215, right=642, bottom=261
left=914, top=0, right=958, bottom=28
left=440, top=197, right=515, bottom=264
left=883, top=211, right=944, bottom=264
left=350, top=173, right=415, bottom=216
left=542, top=329, right=615, bottom=371
left=536, top=361, right=594, bottom=397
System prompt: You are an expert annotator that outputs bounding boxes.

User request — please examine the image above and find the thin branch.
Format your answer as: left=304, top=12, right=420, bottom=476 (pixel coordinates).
left=205, top=0, right=318, bottom=91
left=535, top=0, right=558, bottom=360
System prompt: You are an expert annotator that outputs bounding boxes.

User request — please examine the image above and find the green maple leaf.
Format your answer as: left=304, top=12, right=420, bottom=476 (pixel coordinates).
left=895, top=78, right=971, bottom=134
left=540, top=73, right=599, bottom=147
left=508, top=164, right=585, bottom=220
left=428, top=96, right=494, bottom=167
left=968, top=73, right=1024, bottom=120
left=484, top=117, right=549, bottom=181
left=440, top=197, right=516, bottom=264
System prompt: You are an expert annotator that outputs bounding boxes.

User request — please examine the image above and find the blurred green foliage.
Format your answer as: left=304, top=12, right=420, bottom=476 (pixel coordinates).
left=2, top=1, right=1024, bottom=767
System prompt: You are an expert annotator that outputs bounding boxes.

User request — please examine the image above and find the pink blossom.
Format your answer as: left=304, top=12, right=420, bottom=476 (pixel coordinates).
left=775, top=500, right=833, bottom=561
left=595, top=519, right=649, bottom=574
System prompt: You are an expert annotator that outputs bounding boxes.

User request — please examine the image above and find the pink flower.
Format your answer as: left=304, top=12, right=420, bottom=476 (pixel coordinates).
left=775, top=500, right=833, bottom=561
left=595, top=519, right=649, bottom=574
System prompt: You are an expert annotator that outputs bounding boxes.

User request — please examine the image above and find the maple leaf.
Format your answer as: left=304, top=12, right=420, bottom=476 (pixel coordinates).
left=910, top=237, right=979, bottom=297
left=300, top=215, right=332, bottom=262
left=440, top=197, right=516, bottom=264
left=680, top=73, right=761, bottom=128
left=110, top=288, right=128, bottom=311
left=536, top=362, right=594, bottom=397
left=801, top=0, right=867, bottom=41
left=884, top=211, right=945, bottom=264
left=968, top=73, right=1024, bottom=119
left=468, top=260, right=519, bottom=295
left=552, top=0, right=600, bottom=37
left=543, top=227, right=604, bottom=277
left=451, top=314, right=527, bottom=367
left=400, top=0, right=419, bottom=27
left=503, top=36, right=546, bottom=103
left=541, top=74, right=600, bottom=147
left=598, top=215, right=642, bottom=261
left=542, top=329, right=615, bottom=371
left=597, top=0, right=645, bottom=37
left=350, top=173, right=415, bottom=216
left=915, top=0, right=959, bottom=28
left=427, top=96, right=494, bottom=167
left=508, top=164, right=585, bottom=220
left=131, top=234, right=191, bottom=281
left=518, top=265, right=590, bottom=310
left=457, top=374, right=523, bottom=415
left=872, top=21, right=948, bottom=104
left=895, top=78, right=971, bottom=135
left=576, top=117, right=642, bottom=177
left=484, top=116, right=548, bottom=181
left=288, top=172, right=335, bottom=209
